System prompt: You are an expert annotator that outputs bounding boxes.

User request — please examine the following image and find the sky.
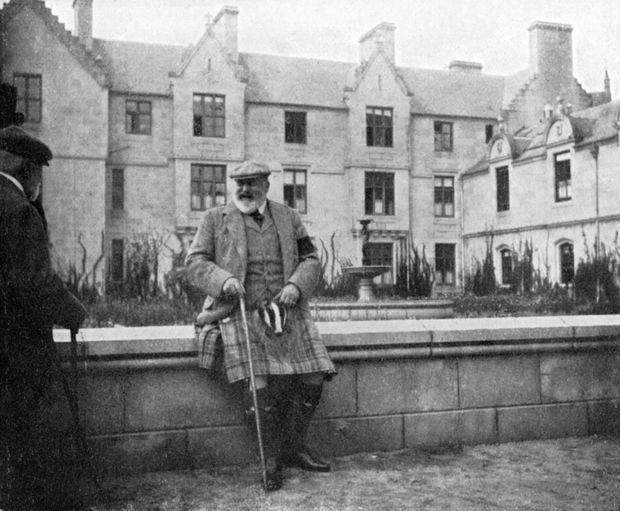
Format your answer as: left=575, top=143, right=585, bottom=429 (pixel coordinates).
left=15, top=0, right=620, bottom=98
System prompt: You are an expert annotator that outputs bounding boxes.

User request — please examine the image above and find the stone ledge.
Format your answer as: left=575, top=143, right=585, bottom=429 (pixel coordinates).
left=52, top=315, right=620, bottom=360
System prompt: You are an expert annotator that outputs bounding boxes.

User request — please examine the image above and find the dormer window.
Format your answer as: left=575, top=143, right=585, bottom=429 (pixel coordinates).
left=434, top=121, right=453, bottom=152
left=14, top=73, right=41, bottom=123
left=554, top=152, right=571, bottom=202
left=193, top=94, right=225, bottom=138
left=285, top=111, right=306, bottom=144
left=366, top=107, right=393, bottom=147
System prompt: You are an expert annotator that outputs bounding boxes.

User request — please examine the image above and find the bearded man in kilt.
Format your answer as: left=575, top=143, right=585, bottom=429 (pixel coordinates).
left=186, top=161, right=336, bottom=491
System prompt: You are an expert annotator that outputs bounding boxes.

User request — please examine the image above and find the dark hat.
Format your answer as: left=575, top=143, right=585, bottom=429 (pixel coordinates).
left=229, top=161, right=271, bottom=180
left=0, top=126, right=52, bottom=166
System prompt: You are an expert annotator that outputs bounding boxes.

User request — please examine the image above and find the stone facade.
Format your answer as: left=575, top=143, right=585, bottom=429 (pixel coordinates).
left=0, top=0, right=613, bottom=291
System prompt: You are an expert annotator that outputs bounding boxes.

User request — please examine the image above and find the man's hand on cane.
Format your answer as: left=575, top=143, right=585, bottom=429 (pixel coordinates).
left=222, top=277, right=245, bottom=299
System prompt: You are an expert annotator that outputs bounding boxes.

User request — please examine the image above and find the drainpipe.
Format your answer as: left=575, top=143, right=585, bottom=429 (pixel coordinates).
left=458, top=173, right=465, bottom=289
left=590, top=143, right=600, bottom=302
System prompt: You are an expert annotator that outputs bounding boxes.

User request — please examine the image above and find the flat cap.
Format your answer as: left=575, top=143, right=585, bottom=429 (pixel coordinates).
left=229, top=161, right=271, bottom=180
left=0, top=126, right=52, bottom=165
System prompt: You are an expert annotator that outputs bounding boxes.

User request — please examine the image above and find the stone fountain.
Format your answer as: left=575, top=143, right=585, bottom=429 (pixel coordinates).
left=342, top=219, right=390, bottom=302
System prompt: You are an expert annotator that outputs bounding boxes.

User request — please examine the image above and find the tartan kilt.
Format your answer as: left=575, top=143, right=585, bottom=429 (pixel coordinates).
left=198, top=304, right=336, bottom=384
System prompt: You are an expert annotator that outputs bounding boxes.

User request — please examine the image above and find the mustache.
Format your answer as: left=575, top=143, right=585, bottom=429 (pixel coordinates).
left=238, top=192, right=254, bottom=199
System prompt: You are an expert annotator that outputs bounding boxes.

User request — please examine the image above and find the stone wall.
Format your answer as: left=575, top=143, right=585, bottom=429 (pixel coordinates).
left=48, top=316, right=620, bottom=476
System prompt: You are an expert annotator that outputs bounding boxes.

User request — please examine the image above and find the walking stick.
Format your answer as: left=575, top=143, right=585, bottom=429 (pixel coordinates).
left=56, top=329, right=101, bottom=494
left=239, top=296, right=269, bottom=491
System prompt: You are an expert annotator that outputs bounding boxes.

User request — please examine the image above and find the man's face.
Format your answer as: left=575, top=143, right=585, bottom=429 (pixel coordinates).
left=22, top=160, right=43, bottom=201
left=233, top=176, right=269, bottom=213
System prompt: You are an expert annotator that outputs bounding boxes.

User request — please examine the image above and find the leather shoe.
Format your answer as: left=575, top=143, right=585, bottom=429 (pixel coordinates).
left=280, top=448, right=331, bottom=472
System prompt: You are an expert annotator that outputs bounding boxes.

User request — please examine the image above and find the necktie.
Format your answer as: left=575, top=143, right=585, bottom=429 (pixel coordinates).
left=249, top=210, right=264, bottom=227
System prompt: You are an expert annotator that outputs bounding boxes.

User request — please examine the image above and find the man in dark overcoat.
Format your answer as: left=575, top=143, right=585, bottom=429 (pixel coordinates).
left=0, top=126, right=87, bottom=510
left=187, top=161, right=336, bottom=491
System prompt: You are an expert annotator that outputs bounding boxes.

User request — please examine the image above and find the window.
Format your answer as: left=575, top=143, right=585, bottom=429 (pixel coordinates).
left=496, top=166, right=510, bottom=211
left=13, top=73, right=41, bottom=123
left=434, top=121, right=453, bottom=152
left=500, top=248, right=513, bottom=285
left=365, top=172, right=394, bottom=215
left=485, top=124, right=494, bottom=143
left=366, top=107, right=393, bottom=147
left=125, top=100, right=151, bottom=135
left=434, top=176, right=454, bottom=217
left=193, top=94, right=225, bottom=137
left=559, top=242, right=574, bottom=285
left=285, top=111, right=306, bottom=144
left=435, top=243, right=455, bottom=285
left=365, top=242, right=393, bottom=287
left=111, top=168, right=124, bottom=211
left=283, top=169, right=307, bottom=213
left=110, top=239, right=124, bottom=282
left=555, top=152, right=571, bottom=202
left=191, top=164, right=226, bottom=210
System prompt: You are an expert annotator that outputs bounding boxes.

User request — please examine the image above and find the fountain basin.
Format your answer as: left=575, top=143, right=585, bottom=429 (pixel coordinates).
left=342, top=265, right=391, bottom=302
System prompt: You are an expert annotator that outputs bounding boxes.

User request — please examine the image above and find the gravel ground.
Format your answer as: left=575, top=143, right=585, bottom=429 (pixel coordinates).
left=92, top=436, right=620, bottom=511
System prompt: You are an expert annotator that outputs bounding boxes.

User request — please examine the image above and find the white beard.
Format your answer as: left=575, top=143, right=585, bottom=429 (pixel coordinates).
left=233, top=195, right=263, bottom=214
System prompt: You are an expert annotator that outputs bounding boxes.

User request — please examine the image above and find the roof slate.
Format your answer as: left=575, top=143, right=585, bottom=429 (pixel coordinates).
left=93, top=39, right=186, bottom=95
left=400, top=67, right=504, bottom=118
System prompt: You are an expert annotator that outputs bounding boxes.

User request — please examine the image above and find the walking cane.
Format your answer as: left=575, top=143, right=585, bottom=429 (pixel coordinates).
left=239, top=296, right=269, bottom=491
left=56, top=329, right=101, bottom=494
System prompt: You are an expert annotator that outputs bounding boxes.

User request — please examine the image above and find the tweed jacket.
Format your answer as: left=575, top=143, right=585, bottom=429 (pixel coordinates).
left=0, top=175, right=84, bottom=358
left=186, top=200, right=321, bottom=324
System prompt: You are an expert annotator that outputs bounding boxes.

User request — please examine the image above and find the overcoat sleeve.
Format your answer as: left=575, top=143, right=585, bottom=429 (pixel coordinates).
left=7, top=203, right=85, bottom=330
left=285, top=209, right=321, bottom=299
left=185, top=209, right=234, bottom=298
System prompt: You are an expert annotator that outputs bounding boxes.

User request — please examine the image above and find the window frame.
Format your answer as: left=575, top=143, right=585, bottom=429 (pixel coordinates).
left=500, top=248, right=513, bottom=285
left=554, top=152, right=571, bottom=202
left=193, top=93, right=225, bottom=138
left=434, top=175, right=455, bottom=217
left=364, top=171, right=395, bottom=216
left=496, top=166, right=510, bottom=212
left=190, top=163, right=227, bottom=211
left=365, top=242, right=394, bottom=287
left=435, top=243, right=456, bottom=286
left=284, top=111, right=307, bottom=144
left=111, top=168, right=124, bottom=211
left=110, top=239, right=124, bottom=283
left=485, top=124, right=494, bottom=144
left=559, top=242, right=574, bottom=285
left=13, top=73, right=42, bottom=124
left=283, top=168, right=307, bottom=214
left=366, top=106, right=393, bottom=147
left=434, top=121, right=453, bottom=152
left=125, top=99, right=151, bottom=135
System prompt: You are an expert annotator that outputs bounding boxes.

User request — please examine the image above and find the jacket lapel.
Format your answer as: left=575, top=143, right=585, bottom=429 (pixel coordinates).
left=221, top=202, right=247, bottom=274
left=269, top=200, right=296, bottom=280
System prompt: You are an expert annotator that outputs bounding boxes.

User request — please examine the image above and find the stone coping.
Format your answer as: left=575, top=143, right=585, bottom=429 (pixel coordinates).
left=52, top=315, right=620, bottom=359
left=309, top=300, right=454, bottom=309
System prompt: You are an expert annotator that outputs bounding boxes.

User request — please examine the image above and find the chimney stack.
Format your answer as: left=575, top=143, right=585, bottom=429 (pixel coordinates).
left=212, top=6, right=239, bottom=61
left=529, top=21, right=573, bottom=81
left=448, top=60, right=483, bottom=73
left=73, top=0, right=93, bottom=51
left=359, top=22, right=396, bottom=63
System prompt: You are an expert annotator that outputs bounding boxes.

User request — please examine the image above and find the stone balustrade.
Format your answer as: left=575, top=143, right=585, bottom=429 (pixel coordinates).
left=47, top=315, right=620, bottom=476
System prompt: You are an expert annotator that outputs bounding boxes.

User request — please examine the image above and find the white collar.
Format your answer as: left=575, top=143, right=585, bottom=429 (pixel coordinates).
left=0, top=172, right=24, bottom=195
left=257, top=201, right=267, bottom=215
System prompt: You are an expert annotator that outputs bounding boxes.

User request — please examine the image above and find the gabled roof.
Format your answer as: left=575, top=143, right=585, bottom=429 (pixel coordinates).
left=241, top=53, right=351, bottom=109
left=400, top=67, right=504, bottom=118
left=572, top=100, right=620, bottom=146
left=93, top=39, right=185, bottom=95
left=1, top=0, right=108, bottom=87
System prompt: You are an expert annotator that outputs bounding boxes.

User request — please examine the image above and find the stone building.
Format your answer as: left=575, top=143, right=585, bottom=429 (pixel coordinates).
left=0, top=0, right=613, bottom=293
